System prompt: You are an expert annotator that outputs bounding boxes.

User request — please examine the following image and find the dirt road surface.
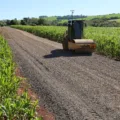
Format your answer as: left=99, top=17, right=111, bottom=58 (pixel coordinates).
left=1, top=27, right=120, bottom=120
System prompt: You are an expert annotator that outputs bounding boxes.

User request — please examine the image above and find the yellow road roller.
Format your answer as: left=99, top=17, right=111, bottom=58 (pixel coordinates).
left=62, top=20, right=96, bottom=53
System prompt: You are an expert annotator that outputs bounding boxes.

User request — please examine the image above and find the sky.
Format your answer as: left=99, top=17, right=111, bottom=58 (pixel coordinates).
left=0, top=0, right=120, bottom=20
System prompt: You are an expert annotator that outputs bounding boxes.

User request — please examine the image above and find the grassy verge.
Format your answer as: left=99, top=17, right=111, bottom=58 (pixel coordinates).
left=11, top=25, right=120, bottom=60
left=0, top=35, right=42, bottom=120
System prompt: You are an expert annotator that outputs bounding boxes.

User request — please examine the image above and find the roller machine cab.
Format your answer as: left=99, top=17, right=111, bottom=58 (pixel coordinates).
left=62, top=20, right=96, bottom=53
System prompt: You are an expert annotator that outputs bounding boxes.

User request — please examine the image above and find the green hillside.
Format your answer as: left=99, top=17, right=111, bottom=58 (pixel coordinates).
left=45, top=13, right=120, bottom=21
left=109, top=19, right=120, bottom=23
left=42, top=13, right=120, bottom=26
left=82, top=13, right=120, bottom=20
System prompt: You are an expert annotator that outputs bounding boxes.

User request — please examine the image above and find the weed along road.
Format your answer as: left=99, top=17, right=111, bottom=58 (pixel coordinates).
left=1, top=27, right=120, bottom=120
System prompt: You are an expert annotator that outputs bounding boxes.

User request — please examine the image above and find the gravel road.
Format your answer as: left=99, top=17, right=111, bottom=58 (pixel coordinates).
left=1, top=27, right=120, bottom=120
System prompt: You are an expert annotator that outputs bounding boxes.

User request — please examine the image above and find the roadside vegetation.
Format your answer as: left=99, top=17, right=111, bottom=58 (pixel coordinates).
left=11, top=25, right=120, bottom=60
left=0, top=35, right=42, bottom=120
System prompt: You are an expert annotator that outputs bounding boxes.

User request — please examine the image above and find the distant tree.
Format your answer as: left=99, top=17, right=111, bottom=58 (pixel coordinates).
left=38, top=18, right=46, bottom=25
left=51, top=20, right=58, bottom=25
left=110, top=17, right=119, bottom=19
left=0, top=21, right=5, bottom=26
left=6, top=20, right=11, bottom=25
left=39, top=16, right=47, bottom=18
left=86, top=18, right=120, bottom=27
left=57, top=15, right=87, bottom=20
left=20, top=20, right=27, bottom=25
left=9, top=18, right=19, bottom=25
left=29, top=18, right=38, bottom=25
left=21, top=17, right=30, bottom=25
left=20, top=17, right=39, bottom=25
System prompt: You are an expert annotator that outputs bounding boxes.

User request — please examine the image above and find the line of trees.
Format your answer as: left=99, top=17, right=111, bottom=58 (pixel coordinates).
left=0, top=17, right=49, bottom=26
left=0, top=15, right=87, bottom=26
left=86, top=17, right=120, bottom=27
left=1, top=15, right=120, bottom=27
left=57, top=15, right=87, bottom=20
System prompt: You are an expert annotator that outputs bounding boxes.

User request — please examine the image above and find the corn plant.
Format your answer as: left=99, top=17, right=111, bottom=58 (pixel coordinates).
left=0, top=36, right=42, bottom=120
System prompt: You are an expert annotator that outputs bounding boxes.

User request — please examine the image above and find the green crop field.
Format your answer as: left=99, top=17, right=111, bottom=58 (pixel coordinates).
left=11, top=25, right=120, bottom=60
left=0, top=36, right=42, bottom=120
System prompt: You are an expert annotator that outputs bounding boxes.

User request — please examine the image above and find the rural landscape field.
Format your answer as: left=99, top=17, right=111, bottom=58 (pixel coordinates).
left=0, top=0, right=120, bottom=120
left=11, top=25, right=120, bottom=59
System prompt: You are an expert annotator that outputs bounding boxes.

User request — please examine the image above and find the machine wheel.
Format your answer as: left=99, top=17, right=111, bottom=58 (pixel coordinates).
left=87, top=52, right=92, bottom=56
left=62, top=31, right=69, bottom=51
left=62, top=40, right=68, bottom=51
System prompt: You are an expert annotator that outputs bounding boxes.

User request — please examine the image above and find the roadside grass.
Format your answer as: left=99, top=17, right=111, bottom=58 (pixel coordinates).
left=0, top=35, right=42, bottom=120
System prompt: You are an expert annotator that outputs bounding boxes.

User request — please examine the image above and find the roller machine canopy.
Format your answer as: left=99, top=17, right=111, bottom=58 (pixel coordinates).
left=68, top=20, right=84, bottom=40
left=62, top=20, right=96, bottom=53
